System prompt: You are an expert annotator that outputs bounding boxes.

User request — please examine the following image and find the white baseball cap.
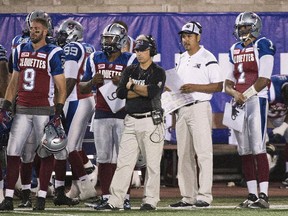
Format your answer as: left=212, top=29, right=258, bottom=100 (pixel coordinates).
left=178, top=21, right=202, bottom=35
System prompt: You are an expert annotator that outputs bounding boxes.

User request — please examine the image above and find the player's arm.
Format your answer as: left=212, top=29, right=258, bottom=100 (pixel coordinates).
left=0, top=61, right=9, bottom=98
left=53, top=73, right=67, bottom=105
left=4, top=71, right=19, bottom=104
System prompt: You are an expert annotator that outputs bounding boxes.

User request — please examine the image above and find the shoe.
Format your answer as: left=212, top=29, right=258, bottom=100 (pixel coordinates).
left=33, top=197, right=45, bottom=211
left=78, top=179, right=97, bottom=200
left=53, top=186, right=80, bottom=206
left=282, top=174, right=288, bottom=186
left=0, top=197, right=14, bottom=211
left=235, top=193, right=258, bottom=208
left=169, top=200, right=193, bottom=208
left=249, top=193, right=270, bottom=209
left=84, top=196, right=103, bottom=208
left=194, top=200, right=210, bottom=208
left=123, top=199, right=131, bottom=210
left=86, top=165, right=98, bottom=187
left=140, top=203, right=156, bottom=211
left=66, top=180, right=80, bottom=199
left=85, top=197, right=107, bottom=208
left=18, top=189, right=32, bottom=208
left=95, top=202, right=119, bottom=211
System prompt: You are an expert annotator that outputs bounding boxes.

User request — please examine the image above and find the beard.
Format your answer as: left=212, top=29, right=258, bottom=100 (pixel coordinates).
left=30, top=32, right=44, bottom=44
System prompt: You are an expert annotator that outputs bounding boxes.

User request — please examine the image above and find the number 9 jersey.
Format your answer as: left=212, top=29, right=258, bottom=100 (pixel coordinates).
left=12, top=41, right=65, bottom=107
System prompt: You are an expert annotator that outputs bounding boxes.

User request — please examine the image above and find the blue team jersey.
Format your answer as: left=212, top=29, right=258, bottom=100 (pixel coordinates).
left=82, top=51, right=138, bottom=112
left=13, top=41, right=65, bottom=107
left=268, top=75, right=288, bottom=118
left=63, top=41, right=95, bottom=101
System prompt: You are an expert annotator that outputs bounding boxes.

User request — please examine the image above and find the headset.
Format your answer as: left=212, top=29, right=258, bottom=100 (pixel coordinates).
left=145, top=35, right=157, bottom=57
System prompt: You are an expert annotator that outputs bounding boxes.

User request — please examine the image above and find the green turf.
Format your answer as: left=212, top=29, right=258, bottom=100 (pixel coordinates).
left=1, top=197, right=288, bottom=216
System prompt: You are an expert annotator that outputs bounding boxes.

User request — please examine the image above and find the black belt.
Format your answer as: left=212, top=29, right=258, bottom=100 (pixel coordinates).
left=129, top=113, right=152, bottom=119
left=185, top=101, right=200, bottom=107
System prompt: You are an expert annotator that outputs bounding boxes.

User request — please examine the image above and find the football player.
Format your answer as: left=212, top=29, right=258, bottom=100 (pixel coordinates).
left=79, top=22, right=138, bottom=210
left=225, top=11, right=275, bottom=209
left=53, top=19, right=97, bottom=203
left=267, top=75, right=288, bottom=185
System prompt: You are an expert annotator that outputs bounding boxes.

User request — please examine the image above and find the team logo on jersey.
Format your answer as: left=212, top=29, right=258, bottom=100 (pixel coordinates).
left=108, top=64, right=113, bottom=69
left=115, top=65, right=123, bottom=70
left=21, top=52, right=30, bottom=57
left=245, top=47, right=254, bottom=52
left=193, top=63, right=201, bottom=69
left=233, top=49, right=240, bottom=55
left=37, top=53, right=47, bottom=59
left=98, top=64, right=105, bottom=69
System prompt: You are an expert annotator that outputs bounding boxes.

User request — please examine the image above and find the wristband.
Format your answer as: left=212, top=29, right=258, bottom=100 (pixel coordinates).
left=130, top=83, right=135, bottom=91
left=55, top=103, right=64, bottom=115
left=243, top=85, right=258, bottom=101
left=2, top=100, right=12, bottom=110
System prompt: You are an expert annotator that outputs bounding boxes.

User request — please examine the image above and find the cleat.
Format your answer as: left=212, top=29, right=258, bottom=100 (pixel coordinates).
left=249, top=193, right=270, bottom=209
left=53, top=186, right=79, bottom=206
left=95, top=202, right=119, bottom=211
left=33, top=197, right=45, bottom=211
left=236, top=193, right=258, bottom=208
left=282, top=177, right=288, bottom=186
left=140, top=203, right=156, bottom=211
left=194, top=200, right=210, bottom=208
left=169, top=200, right=193, bottom=208
left=18, top=189, right=32, bottom=208
left=0, top=197, right=14, bottom=211
left=84, top=196, right=104, bottom=208
left=123, top=199, right=131, bottom=210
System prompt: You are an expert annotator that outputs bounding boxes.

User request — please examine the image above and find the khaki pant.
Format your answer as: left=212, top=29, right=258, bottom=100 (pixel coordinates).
left=108, top=115, right=164, bottom=208
left=176, top=101, right=213, bottom=204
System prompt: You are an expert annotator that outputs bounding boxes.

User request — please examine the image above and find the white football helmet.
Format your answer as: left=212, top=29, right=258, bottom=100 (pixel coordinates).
left=101, top=23, right=128, bottom=55
left=41, top=124, right=67, bottom=153
left=56, top=19, right=83, bottom=47
left=233, top=11, right=262, bottom=42
left=26, top=10, right=54, bottom=36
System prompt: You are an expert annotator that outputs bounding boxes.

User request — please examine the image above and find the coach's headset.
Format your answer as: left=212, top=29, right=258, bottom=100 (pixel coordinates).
left=134, top=35, right=157, bottom=57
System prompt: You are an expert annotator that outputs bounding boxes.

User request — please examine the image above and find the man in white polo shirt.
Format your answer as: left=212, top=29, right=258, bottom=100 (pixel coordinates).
left=169, top=21, right=223, bottom=208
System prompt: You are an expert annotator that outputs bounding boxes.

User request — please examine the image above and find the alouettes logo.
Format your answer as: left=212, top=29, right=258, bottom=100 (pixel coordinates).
left=115, top=65, right=123, bottom=70
left=21, top=52, right=30, bottom=57
left=233, top=49, right=240, bottom=55
left=98, top=64, right=105, bottom=69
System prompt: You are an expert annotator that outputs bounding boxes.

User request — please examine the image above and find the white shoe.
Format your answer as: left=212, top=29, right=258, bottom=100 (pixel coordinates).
left=78, top=179, right=97, bottom=200
left=66, top=180, right=80, bottom=199
left=0, top=189, right=4, bottom=203
left=87, top=165, right=98, bottom=187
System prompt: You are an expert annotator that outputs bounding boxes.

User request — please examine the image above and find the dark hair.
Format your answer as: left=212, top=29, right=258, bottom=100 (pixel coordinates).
left=31, top=17, right=49, bottom=29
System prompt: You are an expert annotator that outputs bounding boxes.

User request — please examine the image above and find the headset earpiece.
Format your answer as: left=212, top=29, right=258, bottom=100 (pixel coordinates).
left=145, top=35, right=157, bottom=57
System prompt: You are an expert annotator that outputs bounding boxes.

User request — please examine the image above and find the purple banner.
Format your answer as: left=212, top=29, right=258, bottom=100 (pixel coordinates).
left=1, top=12, right=288, bottom=113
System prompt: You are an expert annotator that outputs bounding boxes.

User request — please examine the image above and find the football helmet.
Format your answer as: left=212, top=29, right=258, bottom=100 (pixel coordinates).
left=233, top=11, right=262, bottom=42
left=25, top=10, right=54, bottom=36
left=41, top=124, right=67, bottom=153
left=56, top=19, right=83, bottom=47
left=101, top=23, right=128, bottom=55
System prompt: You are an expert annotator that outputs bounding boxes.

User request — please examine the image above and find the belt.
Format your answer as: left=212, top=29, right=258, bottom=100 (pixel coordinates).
left=185, top=100, right=200, bottom=107
left=129, top=113, right=152, bottom=119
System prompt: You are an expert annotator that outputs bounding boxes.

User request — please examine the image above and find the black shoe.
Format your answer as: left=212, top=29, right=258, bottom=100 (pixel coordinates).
left=53, top=186, right=80, bottom=206
left=18, top=189, right=32, bottom=208
left=249, top=193, right=270, bottom=209
left=95, top=203, right=119, bottom=211
left=140, top=203, right=156, bottom=211
left=169, top=201, right=193, bottom=208
left=33, top=197, right=45, bottom=211
left=85, top=196, right=108, bottom=208
left=123, top=199, right=131, bottom=210
left=194, top=200, right=210, bottom=208
left=236, top=193, right=258, bottom=208
left=0, top=197, right=14, bottom=211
